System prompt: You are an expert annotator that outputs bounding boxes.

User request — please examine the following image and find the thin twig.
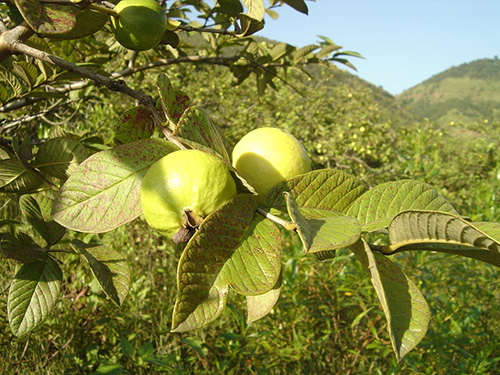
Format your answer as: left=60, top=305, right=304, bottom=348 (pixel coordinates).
left=178, top=24, right=235, bottom=36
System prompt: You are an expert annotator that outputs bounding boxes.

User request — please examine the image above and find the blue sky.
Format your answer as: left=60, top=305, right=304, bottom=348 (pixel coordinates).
left=257, top=0, right=500, bottom=95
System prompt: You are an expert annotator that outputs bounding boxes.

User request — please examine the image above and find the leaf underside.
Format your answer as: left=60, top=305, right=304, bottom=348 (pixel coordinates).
left=172, top=194, right=258, bottom=332
left=388, top=210, right=500, bottom=267
left=51, top=138, right=178, bottom=233
left=349, top=240, right=430, bottom=362
left=7, top=256, right=62, bottom=336
left=72, top=240, right=130, bottom=307
left=346, top=179, right=458, bottom=232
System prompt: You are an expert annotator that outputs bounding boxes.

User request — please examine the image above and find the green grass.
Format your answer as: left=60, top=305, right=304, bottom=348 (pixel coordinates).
left=1, top=219, right=499, bottom=375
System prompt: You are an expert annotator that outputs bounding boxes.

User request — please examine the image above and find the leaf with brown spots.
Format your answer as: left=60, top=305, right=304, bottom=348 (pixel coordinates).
left=14, top=0, right=107, bottom=39
left=115, top=106, right=155, bottom=145
left=51, top=138, right=178, bottom=233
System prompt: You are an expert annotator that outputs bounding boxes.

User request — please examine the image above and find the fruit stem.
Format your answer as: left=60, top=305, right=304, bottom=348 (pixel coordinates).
left=88, top=3, right=118, bottom=17
left=257, top=208, right=297, bottom=231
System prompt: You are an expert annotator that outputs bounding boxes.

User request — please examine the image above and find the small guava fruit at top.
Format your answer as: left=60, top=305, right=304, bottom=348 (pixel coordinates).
left=232, top=127, right=311, bottom=203
left=140, top=149, right=237, bottom=240
left=110, top=0, right=167, bottom=51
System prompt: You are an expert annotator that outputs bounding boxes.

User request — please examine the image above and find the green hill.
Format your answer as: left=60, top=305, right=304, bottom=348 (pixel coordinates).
left=396, top=58, right=500, bottom=124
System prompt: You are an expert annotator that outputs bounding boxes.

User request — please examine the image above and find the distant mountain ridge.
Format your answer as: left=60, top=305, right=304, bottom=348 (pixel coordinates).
left=396, top=58, right=500, bottom=125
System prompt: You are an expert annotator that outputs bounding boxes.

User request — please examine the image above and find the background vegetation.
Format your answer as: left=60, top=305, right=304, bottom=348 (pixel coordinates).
left=1, top=3, right=500, bottom=374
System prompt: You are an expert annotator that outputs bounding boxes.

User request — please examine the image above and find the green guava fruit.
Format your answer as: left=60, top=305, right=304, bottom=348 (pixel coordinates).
left=140, top=149, right=237, bottom=240
left=232, top=127, right=311, bottom=202
left=110, top=0, right=167, bottom=51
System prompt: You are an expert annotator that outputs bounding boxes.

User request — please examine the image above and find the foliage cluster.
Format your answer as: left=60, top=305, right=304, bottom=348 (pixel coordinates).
left=1, top=0, right=500, bottom=374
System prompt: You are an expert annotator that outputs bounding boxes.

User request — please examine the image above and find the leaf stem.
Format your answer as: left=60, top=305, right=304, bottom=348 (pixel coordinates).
left=257, top=207, right=296, bottom=230
left=369, top=243, right=395, bottom=255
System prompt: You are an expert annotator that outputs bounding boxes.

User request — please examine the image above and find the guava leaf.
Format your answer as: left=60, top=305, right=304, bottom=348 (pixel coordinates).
left=172, top=194, right=258, bottom=332
left=284, top=192, right=362, bottom=254
left=7, top=256, right=62, bottom=336
left=387, top=210, right=500, bottom=267
left=34, top=137, right=89, bottom=180
left=114, top=106, right=155, bottom=144
left=52, top=138, right=178, bottom=233
left=0, top=159, right=43, bottom=193
left=174, top=106, right=230, bottom=162
left=156, top=74, right=191, bottom=124
left=263, top=169, right=367, bottom=214
left=220, top=215, right=282, bottom=296
left=72, top=240, right=130, bottom=306
left=246, top=275, right=281, bottom=323
left=346, top=180, right=458, bottom=232
left=241, top=0, right=265, bottom=21
left=349, top=239, right=430, bottom=362
left=32, top=190, right=67, bottom=245
left=19, top=195, right=65, bottom=247
left=282, top=0, right=309, bottom=15
left=14, top=0, right=107, bottom=39
left=0, top=232, right=44, bottom=263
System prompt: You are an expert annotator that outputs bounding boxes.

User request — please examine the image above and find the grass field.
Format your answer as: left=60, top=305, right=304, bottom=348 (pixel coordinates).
left=1, top=218, right=499, bottom=375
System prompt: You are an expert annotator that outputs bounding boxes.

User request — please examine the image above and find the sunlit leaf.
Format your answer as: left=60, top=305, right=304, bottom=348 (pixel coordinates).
left=174, top=106, right=230, bottom=162
left=172, top=194, right=258, bottom=332
left=264, top=168, right=367, bottom=214
left=387, top=210, right=500, bottom=267
left=246, top=275, right=281, bottom=323
left=241, top=0, right=265, bottom=20
left=52, top=138, right=178, bottom=233
left=349, top=239, right=430, bottom=361
left=221, top=215, right=281, bottom=295
left=346, top=180, right=458, bottom=232
left=7, top=256, right=62, bottom=336
left=285, top=191, right=361, bottom=253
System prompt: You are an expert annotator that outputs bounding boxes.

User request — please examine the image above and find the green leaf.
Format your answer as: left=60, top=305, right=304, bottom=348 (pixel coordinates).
left=387, top=210, right=500, bottom=267
left=14, top=0, right=107, bottom=39
left=12, top=61, right=38, bottom=89
left=282, top=0, right=308, bottom=15
left=0, top=159, right=43, bottom=193
left=264, top=168, right=367, bottom=214
left=241, top=0, right=265, bottom=20
left=114, top=106, right=155, bottom=144
left=0, top=232, right=44, bottom=263
left=220, top=215, right=282, bottom=295
left=51, top=138, right=178, bottom=233
left=349, top=239, right=430, bottom=362
left=174, top=106, right=230, bottom=162
left=237, top=13, right=264, bottom=37
left=7, top=256, right=62, bottom=336
left=0, top=66, right=24, bottom=102
left=171, top=194, right=258, bottom=332
left=34, top=137, right=90, bottom=180
left=346, top=180, right=459, bottom=232
left=269, top=43, right=293, bottom=61
left=246, top=276, right=281, bottom=323
left=72, top=240, right=130, bottom=306
left=285, top=192, right=361, bottom=254
left=156, top=74, right=191, bottom=125
left=19, top=195, right=65, bottom=247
